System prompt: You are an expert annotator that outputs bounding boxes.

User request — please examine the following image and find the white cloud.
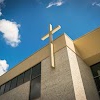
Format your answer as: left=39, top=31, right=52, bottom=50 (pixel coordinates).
left=0, top=1, right=21, bottom=47
left=0, top=11, right=2, bottom=16
left=46, top=0, right=64, bottom=8
left=0, top=0, right=4, bottom=4
left=0, top=0, right=4, bottom=16
left=92, top=2, right=96, bottom=6
left=92, top=2, right=100, bottom=7
left=0, top=19, right=21, bottom=47
left=0, top=59, right=9, bottom=76
left=0, top=9, right=3, bottom=16
left=96, top=3, right=100, bottom=7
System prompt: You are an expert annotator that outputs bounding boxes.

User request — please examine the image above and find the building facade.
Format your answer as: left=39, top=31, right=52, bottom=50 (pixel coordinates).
left=0, top=28, right=100, bottom=100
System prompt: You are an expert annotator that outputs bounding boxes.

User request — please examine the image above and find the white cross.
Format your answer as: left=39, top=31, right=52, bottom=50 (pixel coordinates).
left=41, top=24, right=61, bottom=68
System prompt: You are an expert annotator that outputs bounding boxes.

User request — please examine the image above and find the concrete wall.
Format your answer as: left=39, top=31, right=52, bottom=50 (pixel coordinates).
left=76, top=55, right=100, bottom=100
left=0, top=34, right=99, bottom=100
left=0, top=81, right=30, bottom=100
left=41, top=47, right=76, bottom=100
left=67, top=47, right=87, bottom=100
left=67, top=47, right=100, bottom=100
left=41, top=45, right=99, bottom=100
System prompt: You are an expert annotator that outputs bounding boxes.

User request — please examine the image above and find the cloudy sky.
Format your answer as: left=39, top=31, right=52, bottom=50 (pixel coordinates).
left=0, top=0, right=100, bottom=76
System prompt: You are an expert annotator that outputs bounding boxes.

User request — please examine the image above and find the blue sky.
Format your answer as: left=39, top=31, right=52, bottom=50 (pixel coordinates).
left=0, top=0, right=100, bottom=76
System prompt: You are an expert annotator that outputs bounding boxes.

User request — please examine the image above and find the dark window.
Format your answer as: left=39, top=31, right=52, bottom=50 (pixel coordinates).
left=91, top=62, right=100, bottom=77
left=24, top=69, right=31, bottom=83
left=91, top=62, right=100, bottom=97
left=99, top=92, right=100, bottom=97
left=31, top=63, right=41, bottom=79
left=4, top=81, right=11, bottom=93
left=0, top=84, right=5, bottom=95
left=10, top=77, right=17, bottom=90
left=94, top=77, right=100, bottom=91
left=30, top=76, right=41, bottom=100
left=0, top=63, right=41, bottom=96
left=17, top=73, right=24, bottom=86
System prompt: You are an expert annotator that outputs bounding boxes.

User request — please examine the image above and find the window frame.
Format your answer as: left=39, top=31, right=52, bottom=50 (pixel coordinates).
left=31, top=63, right=41, bottom=80
left=24, top=68, right=32, bottom=83
left=10, top=77, right=17, bottom=90
left=4, top=81, right=11, bottom=93
left=0, top=84, right=5, bottom=95
left=29, top=75, right=41, bottom=100
left=91, top=62, right=100, bottom=97
left=0, top=62, right=41, bottom=96
left=17, top=73, right=24, bottom=86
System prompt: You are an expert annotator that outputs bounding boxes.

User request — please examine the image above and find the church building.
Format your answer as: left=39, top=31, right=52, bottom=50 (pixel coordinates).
left=0, top=25, right=100, bottom=100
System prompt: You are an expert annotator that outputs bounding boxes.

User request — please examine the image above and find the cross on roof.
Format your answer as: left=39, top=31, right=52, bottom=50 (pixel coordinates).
left=41, top=24, right=61, bottom=68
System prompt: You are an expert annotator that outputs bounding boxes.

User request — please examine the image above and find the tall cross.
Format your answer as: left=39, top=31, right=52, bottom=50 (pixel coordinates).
left=41, top=24, right=61, bottom=68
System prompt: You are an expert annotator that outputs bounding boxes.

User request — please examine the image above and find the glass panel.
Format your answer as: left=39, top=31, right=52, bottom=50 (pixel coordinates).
left=31, top=63, right=41, bottom=79
left=99, top=92, right=100, bottom=97
left=4, top=81, right=11, bottom=93
left=0, top=84, right=5, bottom=95
left=94, top=77, right=100, bottom=91
left=17, top=73, right=24, bottom=86
left=24, top=69, right=31, bottom=83
left=10, top=77, right=17, bottom=90
left=91, top=62, right=100, bottom=77
left=30, top=76, right=41, bottom=100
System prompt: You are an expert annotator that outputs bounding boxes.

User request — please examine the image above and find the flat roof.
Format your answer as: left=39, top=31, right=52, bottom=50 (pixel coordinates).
left=74, top=27, right=100, bottom=66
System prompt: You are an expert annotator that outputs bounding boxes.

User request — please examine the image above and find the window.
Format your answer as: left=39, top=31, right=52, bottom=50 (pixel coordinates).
left=17, top=73, right=24, bottom=86
left=31, top=63, right=41, bottom=79
left=94, top=77, right=100, bottom=91
left=10, top=77, right=17, bottom=90
left=91, top=63, right=100, bottom=77
left=4, top=81, right=11, bottom=93
left=30, top=76, right=41, bottom=100
left=0, top=62, right=41, bottom=96
left=0, top=84, right=5, bottom=95
left=24, top=69, right=31, bottom=83
left=91, top=62, right=100, bottom=97
left=99, top=92, right=100, bottom=96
